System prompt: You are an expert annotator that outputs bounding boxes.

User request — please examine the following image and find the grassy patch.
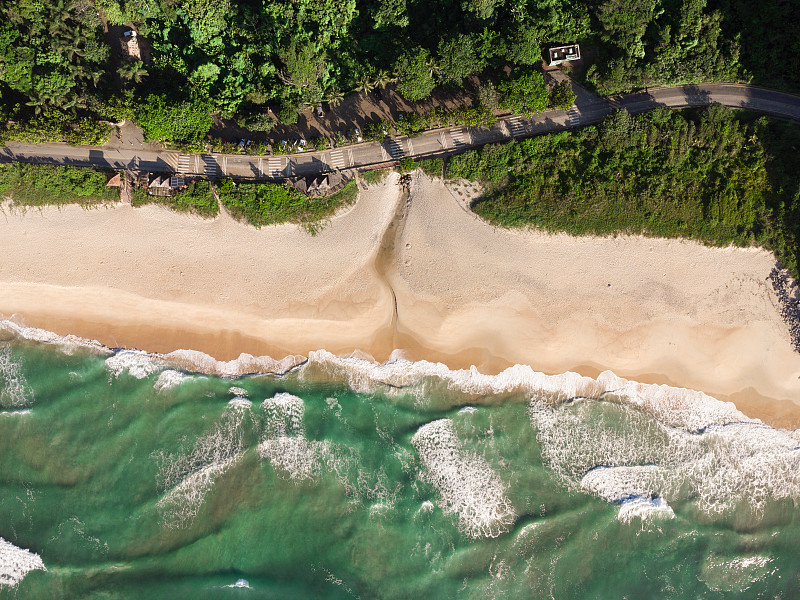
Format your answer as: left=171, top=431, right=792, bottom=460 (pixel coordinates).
left=397, top=157, right=444, bottom=177
left=0, top=163, right=117, bottom=206
left=361, top=169, right=390, bottom=185
left=449, top=106, right=800, bottom=277
left=218, top=179, right=358, bottom=233
left=415, top=158, right=444, bottom=178
left=131, top=181, right=218, bottom=217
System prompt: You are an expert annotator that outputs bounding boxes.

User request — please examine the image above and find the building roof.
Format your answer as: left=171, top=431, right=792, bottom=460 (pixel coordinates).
left=548, top=44, right=581, bottom=65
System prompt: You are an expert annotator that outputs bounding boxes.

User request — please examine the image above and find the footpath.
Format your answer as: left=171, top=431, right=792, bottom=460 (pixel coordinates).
left=1, top=84, right=799, bottom=182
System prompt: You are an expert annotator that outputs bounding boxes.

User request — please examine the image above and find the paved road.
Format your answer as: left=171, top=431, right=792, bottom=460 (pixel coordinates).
left=1, top=84, right=798, bottom=182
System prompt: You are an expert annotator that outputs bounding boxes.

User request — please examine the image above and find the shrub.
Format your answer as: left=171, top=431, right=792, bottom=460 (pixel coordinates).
left=549, top=81, right=577, bottom=111
left=217, top=179, right=358, bottom=232
left=0, top=163, right=117, bottom=205
left=278, top=99, right=300, bottom=125
left=498, top=72, right=549, bottom=117
left=361, top=169, right=389, bottom=185
left=136, top=95, right=213, bottom=145
left=131, top=181, right=218, bottom=217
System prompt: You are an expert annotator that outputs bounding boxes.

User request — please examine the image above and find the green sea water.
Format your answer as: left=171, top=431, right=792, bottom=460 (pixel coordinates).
left=1, top=330, right=800, bottom=599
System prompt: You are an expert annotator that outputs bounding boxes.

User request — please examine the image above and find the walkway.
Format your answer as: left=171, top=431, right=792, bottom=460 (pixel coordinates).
left=2, top=84, right=799, bottom=181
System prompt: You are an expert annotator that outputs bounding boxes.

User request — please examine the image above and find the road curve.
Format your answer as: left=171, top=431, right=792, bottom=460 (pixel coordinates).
left=1, top=84, right=799, bottom=182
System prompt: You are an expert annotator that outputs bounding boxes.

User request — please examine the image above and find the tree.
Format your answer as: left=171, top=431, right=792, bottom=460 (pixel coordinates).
left=135, top=94, right=213, bottom=145
left=476, top=82, right=500, bottom=111
left=278, top=42, right=327, bottom=104
left=595, top=0, right=660, bottom=59
left=498, top=72, right=549, bottom=117
left=325, top=87, right=345, bottom=107
left=372, top=69, right=396, bottom=89
left=461, top=0, right=502, bottom=20
left=548, top=81, right=577, bottom=110
left=394, top=47, right=436, bottom=102
left=118, top=60, right=149, bottom=84
left=371, top=0, right=409, bottom=29
left=353, top=72, right=375, bottom=94
left=505, top=23, right=544, bottom=66
left=237, top=111, right=275, bottom=133
left=437, top=34, right=485, bottom=87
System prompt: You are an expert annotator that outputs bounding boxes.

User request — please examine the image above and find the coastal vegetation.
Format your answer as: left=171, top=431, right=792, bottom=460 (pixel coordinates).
left=131, top=181, right=218, bottom=217
left=218, top=179, right=358, bottom=233
left=361, top=169, right=390, bottom=185
left=0, top=163, right=117, bottom=206
left=450, top=106, right=800, bottom=277
left=2, top=0, right=797, bottom=146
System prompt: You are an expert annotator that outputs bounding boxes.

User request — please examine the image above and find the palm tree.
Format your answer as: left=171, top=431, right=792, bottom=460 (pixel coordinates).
left=425, top=57, right=440, bottom=78
left=372, top=69, right=396, bottom=89
left=325, top=87, right=345, bottom=107
left=118, top=60, right=148, bottom=84
left=84, top=68, right=104, bottom=87
left=353, top=73, right=375, bottom=94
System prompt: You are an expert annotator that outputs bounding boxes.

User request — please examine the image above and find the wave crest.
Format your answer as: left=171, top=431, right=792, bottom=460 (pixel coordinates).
left=0, top=537, right=45, bottom=588
left=411, top=419, right=516, bottom=538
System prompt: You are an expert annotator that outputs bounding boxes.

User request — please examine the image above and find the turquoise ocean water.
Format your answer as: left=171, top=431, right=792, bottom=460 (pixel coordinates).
left=1, top=322, right=799, bottom=599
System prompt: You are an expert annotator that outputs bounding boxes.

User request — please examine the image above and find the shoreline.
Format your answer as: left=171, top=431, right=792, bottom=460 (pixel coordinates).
left=1, top=173, right=799, bottom=427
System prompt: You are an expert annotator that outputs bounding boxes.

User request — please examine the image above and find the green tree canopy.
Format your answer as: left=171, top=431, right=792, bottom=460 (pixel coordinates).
left=498, top=72, right=549, bottom=117
left=437, top=34, right=486, bottom=87
left=394, top=48, right=436, bottom=102
left=136, top=95, right=213, bottom=145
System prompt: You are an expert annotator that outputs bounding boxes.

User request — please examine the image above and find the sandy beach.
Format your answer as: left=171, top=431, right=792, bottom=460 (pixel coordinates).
left=1, top=171, right=799, bottom=426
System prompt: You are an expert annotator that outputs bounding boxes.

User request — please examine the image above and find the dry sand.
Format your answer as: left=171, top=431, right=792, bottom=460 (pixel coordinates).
left=1, top=171, right=799, bottom=426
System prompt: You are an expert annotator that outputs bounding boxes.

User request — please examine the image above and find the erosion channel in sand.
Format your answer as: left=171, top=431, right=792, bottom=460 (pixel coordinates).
left=1, top=171, right=799, bottom=426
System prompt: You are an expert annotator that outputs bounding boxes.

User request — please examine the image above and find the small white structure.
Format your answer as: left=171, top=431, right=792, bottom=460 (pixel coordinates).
left=548, top=44, right=581, bottom=66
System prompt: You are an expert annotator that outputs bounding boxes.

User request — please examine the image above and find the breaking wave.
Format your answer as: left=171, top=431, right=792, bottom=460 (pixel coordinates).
left=4, top=319, right=800, bottom=526
left=0, top=537, right=45, bottom=588
left=258, top=393, right=329, bottom=481
left=530, top=398, right=800, bottom=518
left=616, top=496, right=675, bottom=524
left=411, top=419, right=516, bottom=538
left=157, top=398, right=255, bottom=527
left=0, top=344, right=33, bottom=408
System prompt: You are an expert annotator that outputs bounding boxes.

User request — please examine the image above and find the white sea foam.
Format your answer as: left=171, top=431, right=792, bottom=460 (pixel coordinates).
left=303, top=350, right=602, bottom=399
left=229, top=386, right=248, bottom=397
left=258, top=393, right=330, bottom=481
left=228, top=397, right=252, bottom=410
left=162, top=349, right=305, bottom=377
left=261, top=393, right=305, bottom=437
left=158, top=401, right=254, bottom=527
left=302, top=351, right=754, bottom=434
left=153, top=369, right=187, bottom=391
left=616, top=496, right=675, bottom=523
left=0, top=318, right=110, bottom=356
left=0, top=344, right=33, bottom=408
left=530, top=399, right=800, bottom=518
left=0, top=537, right=45, bottom=587
left=581, top=466, right=668, bottom=502
left=158, top=460, right=235, bottom=528
left=411, top=419, right=516, bottom=538
left=0, top=409, right=31, bottom=416
left=106, top=350, right=165, bottom=380
left=700, top=554, right=776, bottom=592
left=259, top=436, right=324, bottom=480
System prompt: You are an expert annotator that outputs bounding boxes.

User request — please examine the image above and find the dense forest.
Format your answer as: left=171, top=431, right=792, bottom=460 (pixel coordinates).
left=449, top=106, right=800, bottom=277
left=1, top=0, right=798, bottom=146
